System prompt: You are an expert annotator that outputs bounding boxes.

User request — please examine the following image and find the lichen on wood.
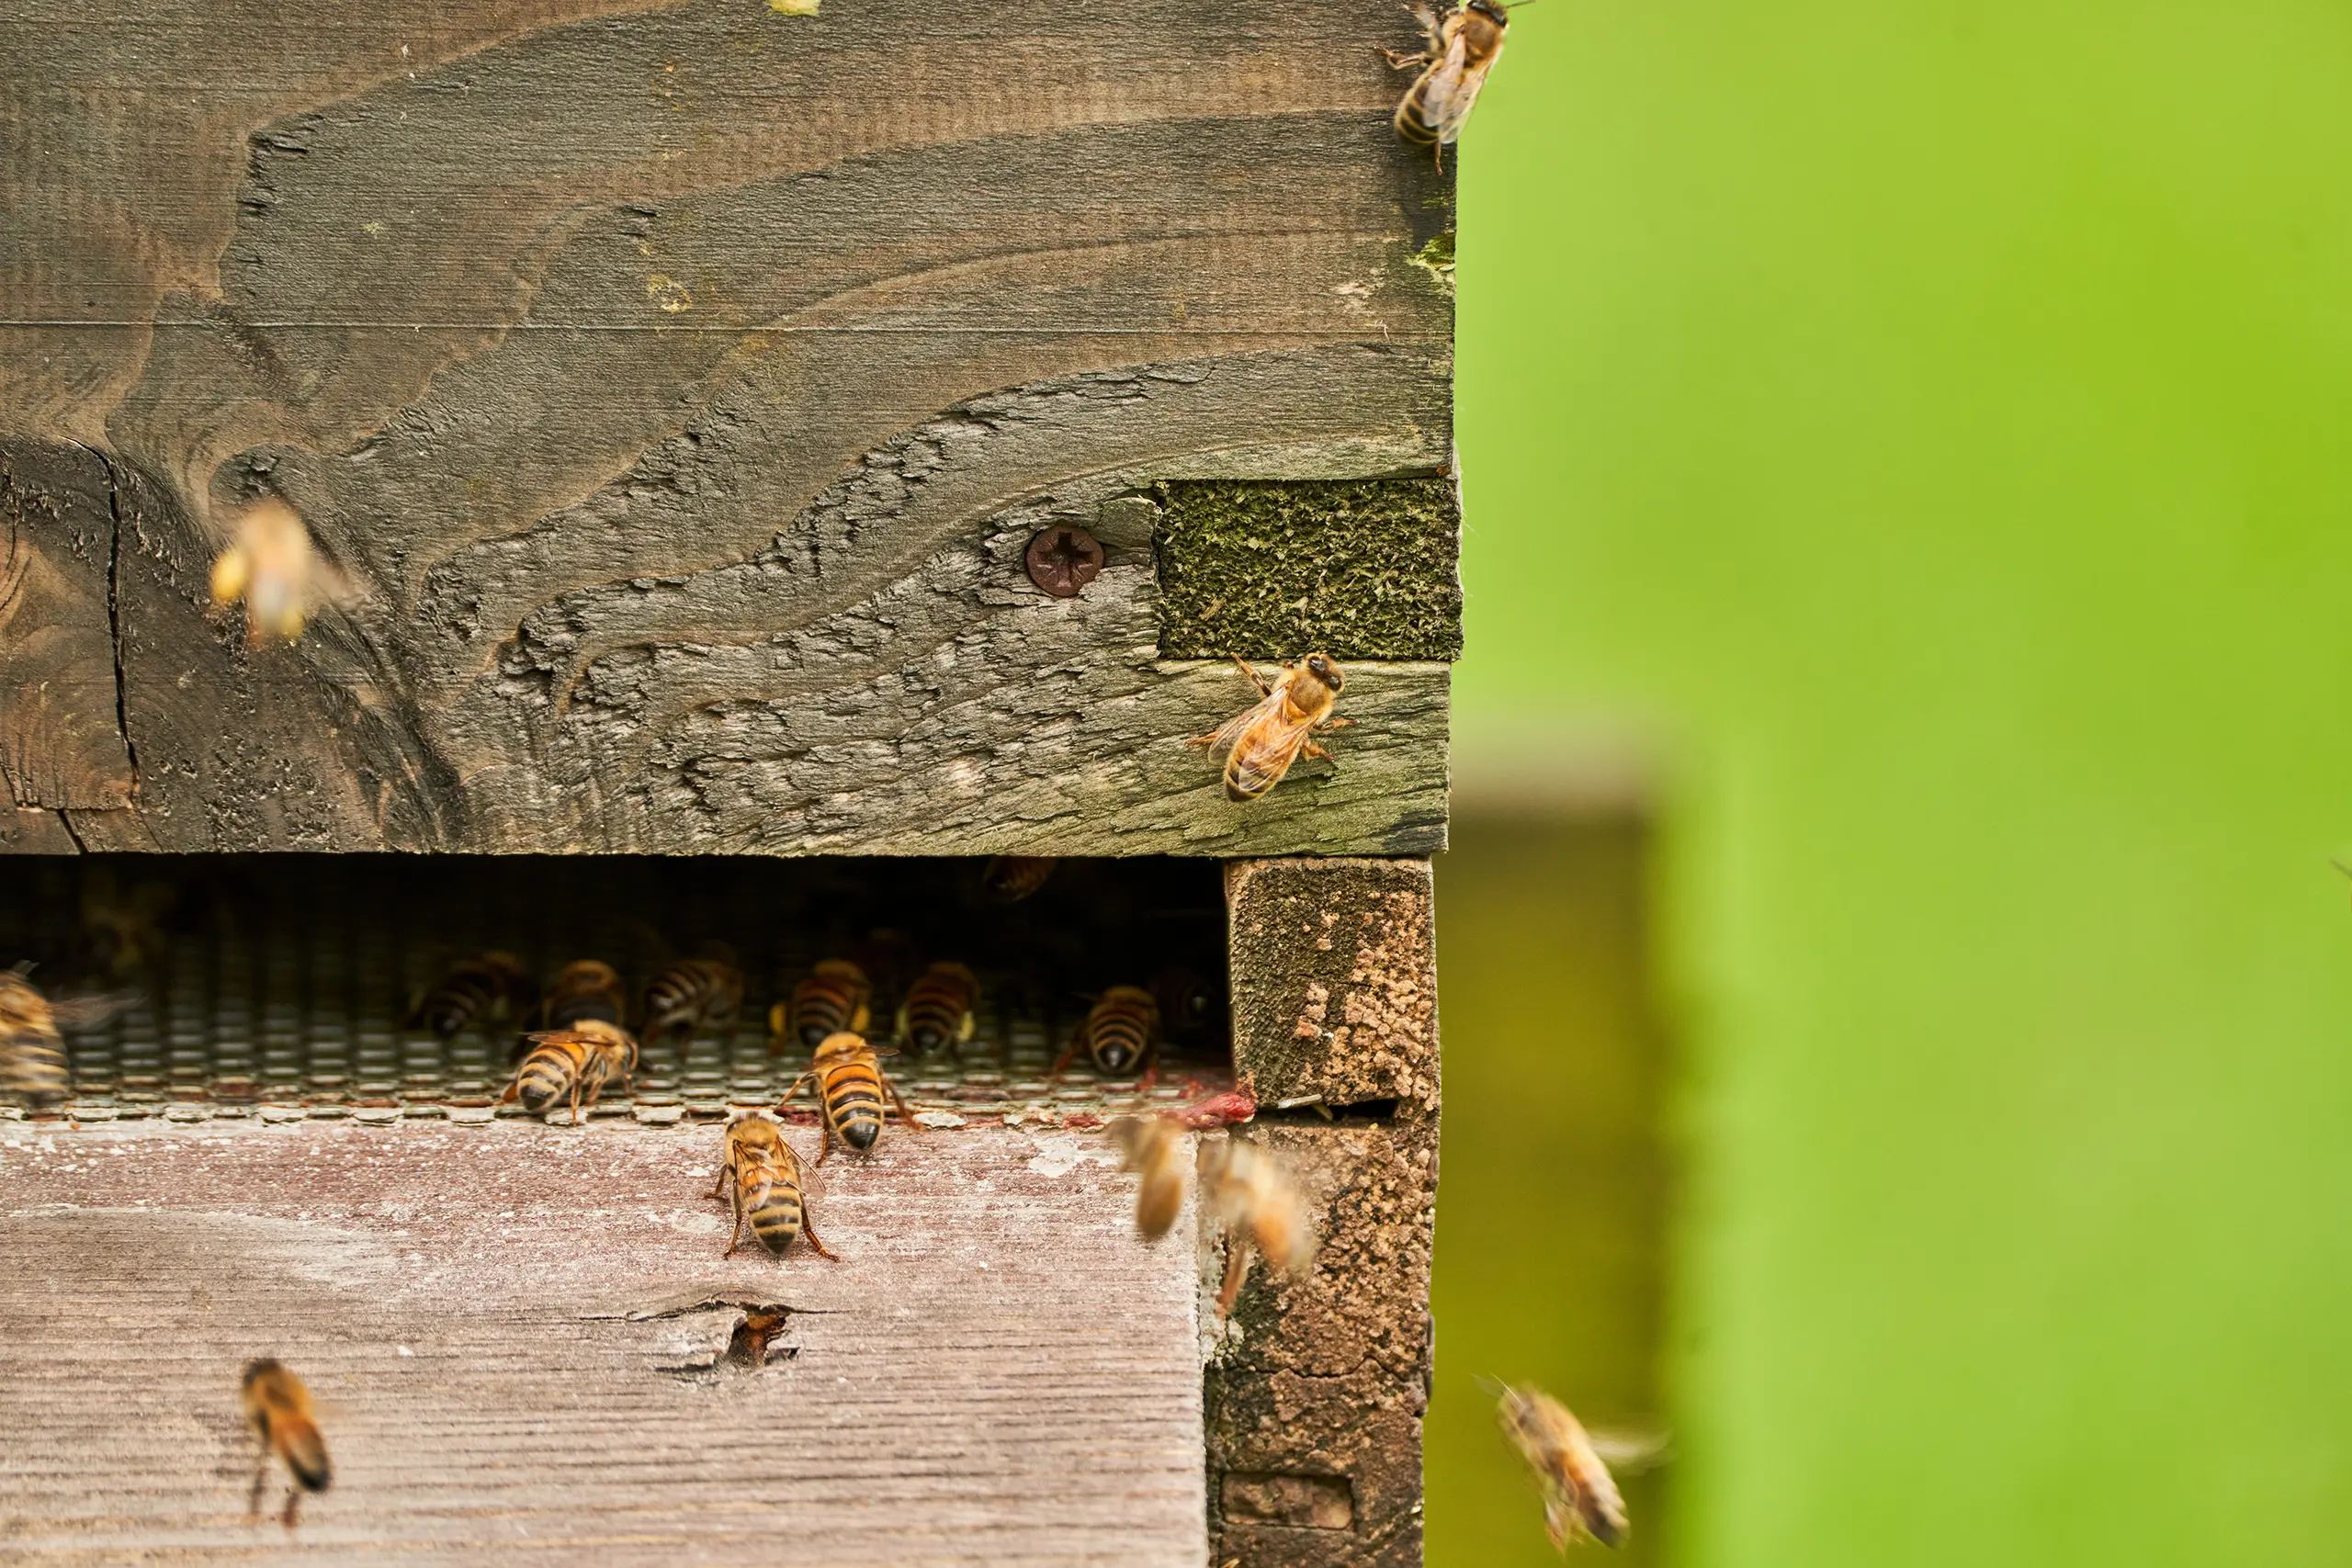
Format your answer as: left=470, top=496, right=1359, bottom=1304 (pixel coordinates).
left=1154, top=478, right=1464, bottom=662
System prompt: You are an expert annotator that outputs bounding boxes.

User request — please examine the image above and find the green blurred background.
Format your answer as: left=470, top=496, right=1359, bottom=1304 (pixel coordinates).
left=1427, top=3, right=2352, bottom=1565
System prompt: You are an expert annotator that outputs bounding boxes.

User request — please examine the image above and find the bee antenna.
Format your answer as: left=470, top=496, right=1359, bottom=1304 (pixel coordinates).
left=1473, top=1372, right=1509, bottom=1396
left=2334, top=858, right=2352, bottom=880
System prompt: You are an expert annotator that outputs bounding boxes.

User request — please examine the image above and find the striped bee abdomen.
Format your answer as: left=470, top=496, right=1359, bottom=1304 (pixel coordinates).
left=1081, top=986, right=1160, bottom=1077
left=824, top=1059, right=888, bottom=1151
left=413, top=951, right=527, bottom=1040
left=743, top=1176, right=806, bottom=1254
left=543, top=959, right=627, bottom=1030
left=4, top=1029, right=68, bottom=1102
left=643, top=953, right=742, bottom=1038
left=896, top=961, right=978, bottom=1057
left=513, top=1036, right=588, bottom=1114
left=792, top=960, right=871, bottom=1050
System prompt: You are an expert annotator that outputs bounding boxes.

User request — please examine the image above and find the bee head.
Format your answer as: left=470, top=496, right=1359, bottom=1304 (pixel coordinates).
left=1304, top=653, right=1342, bottom=691
left=1465, top=0, right=1511, bottom=20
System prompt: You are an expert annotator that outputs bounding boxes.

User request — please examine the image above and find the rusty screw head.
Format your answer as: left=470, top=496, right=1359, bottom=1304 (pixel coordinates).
left=1025, top=525, right=1104, bottom=598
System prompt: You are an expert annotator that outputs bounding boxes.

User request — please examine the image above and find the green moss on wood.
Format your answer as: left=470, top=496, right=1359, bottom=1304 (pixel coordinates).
left=1153, top=478, right=1463, bottom=661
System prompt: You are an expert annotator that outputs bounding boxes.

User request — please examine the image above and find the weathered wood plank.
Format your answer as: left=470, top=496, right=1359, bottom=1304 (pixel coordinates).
left=0, top=441, right=134, bottom=811
left=1, top=0, right=1455, bottom=855
left=0, top=1121, right=1206, bottom=1564
left=1211, top=858, right=1441, bottom=1568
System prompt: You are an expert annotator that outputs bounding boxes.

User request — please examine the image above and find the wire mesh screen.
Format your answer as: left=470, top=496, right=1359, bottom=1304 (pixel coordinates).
left=0, top=855, right=1231, bottom=1126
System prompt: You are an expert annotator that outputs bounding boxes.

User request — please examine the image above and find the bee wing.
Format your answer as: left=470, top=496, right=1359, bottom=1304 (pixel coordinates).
left=1198, top=684, right=1283, bottom=751
left=1589, top=1426, right=1674, bottom=1473
left=1225, top=704, right=1317, bottom=798
left=48, top=990, right=136, bottom=1030
left=1418, top=35, right=1490, bottom=142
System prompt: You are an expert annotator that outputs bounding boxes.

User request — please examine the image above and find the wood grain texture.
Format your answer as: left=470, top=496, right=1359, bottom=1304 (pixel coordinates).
left=0, top=1120, right=1205, bottom=1565
left=0, top=440, right=134, bottom=811
left=3, top=0, right=1457, bottom=856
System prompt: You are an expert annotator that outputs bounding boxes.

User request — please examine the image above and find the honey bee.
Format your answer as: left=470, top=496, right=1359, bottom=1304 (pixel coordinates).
left=1197, top=1134, right=1317, bottom=1316
left=542, top=959, right=628, bottom=1030
left=208, top=496, right=349, bottom=649
left=1496, top=1383, right=1630, bottom=1551
left=1385, top=0, right=1514, bottom=166
left=76, top=867, right=176, bottom=981
left=981, top=855, right=1058, bottom=903
left=1150, top=964, right=1223, bottom=1046
left=0, top=964, right=125, bottom=1104
left=409, top=950, right=533, bottom=1041
left=642, top=943, right=744, bottom=1041
left=1109, top=1113, right=1188, bottom=1241
left=709, top=1113, right=838, bottom=1261
left=1052, top=985, right=1161, bottom=1083
left=241, top=1359, right=331, bottom=1529
left=778, top=1030, right=919, bottom=1163
left=896, top=960, right=978, bottom=1058
left=503, top=1020, right=637, bottom=1123
left=1190, top=654, right=1352, bottom=802
left=773, top=958, right=872, bottom=1052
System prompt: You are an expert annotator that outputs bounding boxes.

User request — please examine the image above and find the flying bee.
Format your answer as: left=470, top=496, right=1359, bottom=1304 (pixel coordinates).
left=542, top=959, right=628, bottom=1030
left=1052, top=986, right=1161, bottom=1084
left=503, top=1019, right=637, bottom=1123
left=241, top=1359, right=331, bottom=1529
left=75, top=867, right=176, bottom=981
left=1197, top=1134, right=1317, bottom=1316
left=642, top=943, right=744, bottom=1042
left=1384, top=0, right=1514, bottom=167
left=778, top=1030, right=919, bottom=1163
left=981, top=855, right=1058, bottom=903
left=408, top=950, right=533, bottom=1041
left=1495, top=1383, right=1630, bottom=1551
left=1189, top=654, right=1352, bottom=803
left=208, top=496, right=350, bottom=649
left=773, top=958, right=872, bottom=1053
left=896, top=960, right=978, bottom=1058
left=1109, top=1113, right=1188, bottom=1241
left=0, top=964, right=126, bottom=1104
left=709, top=1112, right=838, bottom=1261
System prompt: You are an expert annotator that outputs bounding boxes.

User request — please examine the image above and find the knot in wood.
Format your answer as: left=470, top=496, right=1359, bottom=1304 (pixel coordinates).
left=1025, top=525, right=1104, bottom=598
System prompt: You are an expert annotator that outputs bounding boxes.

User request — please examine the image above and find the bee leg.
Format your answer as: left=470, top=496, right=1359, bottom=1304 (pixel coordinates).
left=247, top=1454, right=269, bottom=1521
left=722, top=1185, right=744, bottom=1258
left=798, top=1209, right=841, bottom=1260
left=775, top=1070, right=814, bottom=1111
left=706, top=1163, right=729, bottom=1202
left=1229, top=654, right=1272, bottom=694
left=1322, top=716, right=1359, bottom=730
left=1216, top=1235, right=1256, bottom=1317
left=883, top=1074, right=922, bottom=1134
left=280, top=1486, right=301, bottom=1529
left=496, top=1077, right=519, bottom=1106
left=816, top=1116, right=835, bottom=1166
left=1136, top=1050, right=1162, bottom=1094
left=1380, top=46, right=1428, bottom=68
left=1303, top=740, right=1335, bottom=763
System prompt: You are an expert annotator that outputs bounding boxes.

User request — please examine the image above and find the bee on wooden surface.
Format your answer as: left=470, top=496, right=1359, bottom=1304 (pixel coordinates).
left=208, top=497, right=349, bottom=649
left=1109, top=1113, right=1188, bottom=1241
left=642, top=944, right=744, bottom=1041
left=778, top=1030, right=919, bottom=1162
left=1385, top=0, right=1514, bottom=166
left=981, top=855, right=1058, bottom=903
left=409, top=950, right=533, bottom=1041
left=241, top=1359, right=331, bottom=1529
left=709, top=1112, right=838, bottom=1261
left=1198, top=1134, right=1317, bottom=1316
left=773, top=958, right=873, bottom=1053
left=896, top=960, right=978, bottom=1058
left=0, top=964, right=125, bottom=1104
left=542, top=959, right=628, bottom=1030
left=1496, top=1383, right=1630, bottom=1551
left=1052, top=985, right=1161, bottom=1083
left=1190, top=654, right=1352, bottom=803
left=503, top=1020, right=637, bottom=1123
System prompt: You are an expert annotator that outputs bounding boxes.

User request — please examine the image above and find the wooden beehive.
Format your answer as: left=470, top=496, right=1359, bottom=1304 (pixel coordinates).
left=0, top=2, right=1453, bottom=1562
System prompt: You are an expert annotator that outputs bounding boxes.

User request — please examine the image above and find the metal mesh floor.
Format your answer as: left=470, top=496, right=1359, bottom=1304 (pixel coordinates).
left=0, top=855, right=1231, bottom=1127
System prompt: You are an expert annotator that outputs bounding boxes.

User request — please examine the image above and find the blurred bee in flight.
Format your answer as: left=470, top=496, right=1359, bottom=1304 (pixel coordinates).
left=1110, top=1112, right=1188, bottom=1241
left=241, top=1359, right=331, bottom=1529
left=1385, top=0, right=1515, bottom=167
left=504, top=1020, right=637, bottom=1123
left=75, top=868, right=176, bottom=983
left=710, top=1112, right=837, bottom=1261
left=642, top=942, right=744, bottom=1042
left=408, top=951, right=534, bottom=1042
left=208, top=496, right=349, bottom=649
left=1495, top=1382, right=1631, bottom=1552
left=1053, top=985, right=1161, bottom=1085
left=0, top=964, right=127, bottom=1104
left=1190, top=654, right=1352, bottom=803
left=778, top=1030, right=920, bottom=1163
left=773, top=958, right=872, bottom=1053
left=1198, top=1134, right=1317, bottom=1317
left=896, top=960, right=978, bottom=1058
left=980, top=855, right=1058, bottom=903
